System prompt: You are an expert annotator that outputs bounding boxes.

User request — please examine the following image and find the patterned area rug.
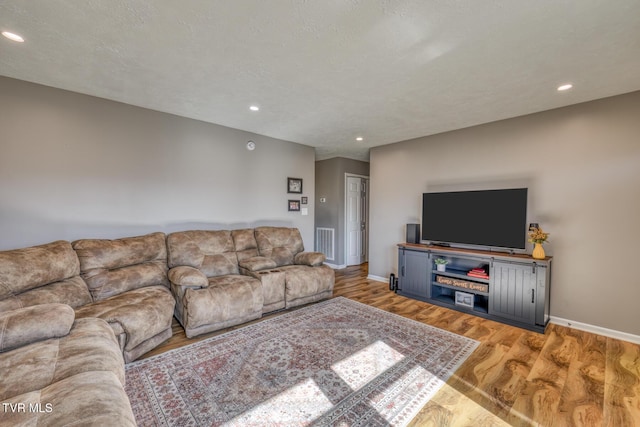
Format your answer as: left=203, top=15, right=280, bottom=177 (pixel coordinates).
left=125, top=297, right=478, bottom=426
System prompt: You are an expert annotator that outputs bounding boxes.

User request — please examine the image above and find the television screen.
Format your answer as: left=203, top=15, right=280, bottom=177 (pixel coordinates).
left=422, top=188, right=528, bottom=251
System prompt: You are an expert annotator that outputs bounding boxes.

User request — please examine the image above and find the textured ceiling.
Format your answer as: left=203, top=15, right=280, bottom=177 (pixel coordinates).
left=1, top=1, right=640, bottom=161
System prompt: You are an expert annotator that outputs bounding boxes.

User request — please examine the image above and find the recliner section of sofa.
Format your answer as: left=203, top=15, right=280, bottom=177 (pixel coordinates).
left=72, top=232, right=175, bottom=363
left=167, top=230, right=264, bottom=338
left=252, top=226, right=334, bottom=309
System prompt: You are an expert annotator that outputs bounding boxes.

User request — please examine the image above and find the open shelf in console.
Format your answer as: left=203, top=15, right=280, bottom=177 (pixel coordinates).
left=430, top=250, right=491, bottom=314
left=434, top=268, right=490, bottom=284
left=431, top=284, right=489, bottom=314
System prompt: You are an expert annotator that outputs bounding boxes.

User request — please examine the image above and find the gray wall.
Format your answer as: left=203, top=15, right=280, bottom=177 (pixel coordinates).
left=315, top=157, right=369, bottom=265
left=369, top=90, right=640, bottom=336
left=0, top=77, right=316, bottom=250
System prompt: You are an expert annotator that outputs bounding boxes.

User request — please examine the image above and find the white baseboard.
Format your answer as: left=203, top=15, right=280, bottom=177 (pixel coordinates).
left=325, top=262, right=347, bottom=270
left=550, top=316, right=640, bottom=345
left=367, top=274, right=388, bottom=283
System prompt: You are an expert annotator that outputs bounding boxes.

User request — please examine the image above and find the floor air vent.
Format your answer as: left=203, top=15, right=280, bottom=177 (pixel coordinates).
left=316, top=227, right=335, bottom=261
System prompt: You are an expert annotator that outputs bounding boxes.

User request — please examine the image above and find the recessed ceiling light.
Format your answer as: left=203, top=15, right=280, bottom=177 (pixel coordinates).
left=557, top=83, right=573, bottom=91
left=2, top=31, right=25, bottom=43
left=249, top=105, right=260, bottom=111
left=356, top=137, right=364, bottom=141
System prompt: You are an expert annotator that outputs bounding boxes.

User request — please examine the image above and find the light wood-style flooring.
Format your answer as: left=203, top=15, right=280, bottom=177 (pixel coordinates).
left=145, top=264, right=640, bottom=426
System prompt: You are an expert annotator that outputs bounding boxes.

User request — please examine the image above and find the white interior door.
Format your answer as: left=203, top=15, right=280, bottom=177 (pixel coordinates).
left=346, top=176, right=368, bottom=266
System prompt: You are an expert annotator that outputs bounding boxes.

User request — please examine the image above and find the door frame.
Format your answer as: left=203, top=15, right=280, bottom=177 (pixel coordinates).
left=344, top=173, right=370, bottom=266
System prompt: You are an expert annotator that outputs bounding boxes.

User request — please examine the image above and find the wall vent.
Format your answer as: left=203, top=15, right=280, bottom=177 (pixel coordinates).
left=316, top=227, right=335, bottom=261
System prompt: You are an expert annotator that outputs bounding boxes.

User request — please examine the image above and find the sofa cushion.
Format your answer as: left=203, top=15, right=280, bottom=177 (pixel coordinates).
left=0, top=317, right=124, bottom=402
left=0, top=241, right=92, bottom=311
left=73, top=232, right=169, bottom=301
left=167, top=230, right=239, bottom=277
left=231, top=228, right=259, bottom=261
left=0, top=304, right=75, bottom=353
left=74, top=286, right=174, bottom=352
left=0, top=276, right=93, bottom=313
left=255, top=227, right=305, bottom=266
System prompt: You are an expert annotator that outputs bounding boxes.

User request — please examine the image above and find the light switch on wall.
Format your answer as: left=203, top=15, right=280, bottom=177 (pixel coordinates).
left=301, top=208, right=308, bottom=216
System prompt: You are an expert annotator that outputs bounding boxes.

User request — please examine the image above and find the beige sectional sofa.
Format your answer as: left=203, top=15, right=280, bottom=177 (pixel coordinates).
left=0, top=226, right=333, bottom=425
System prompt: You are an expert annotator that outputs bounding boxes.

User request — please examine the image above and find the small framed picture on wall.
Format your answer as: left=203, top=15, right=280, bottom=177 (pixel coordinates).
left=288, top=200, right=301, bottom=212
left=287, top=177, right=303, bottom=194
left=301, top=196, right=308, bottom=205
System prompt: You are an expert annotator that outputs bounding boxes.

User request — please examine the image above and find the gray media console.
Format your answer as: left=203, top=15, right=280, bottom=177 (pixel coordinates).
left=397, top=243, right=551, bottom=333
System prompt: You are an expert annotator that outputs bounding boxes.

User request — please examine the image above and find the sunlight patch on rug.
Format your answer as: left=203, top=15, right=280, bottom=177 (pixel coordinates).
left=125, top=297, right=479, bottom=426
left=224, top=378, right=333, bottom=426
left=331, top=340, right=405, bottom=391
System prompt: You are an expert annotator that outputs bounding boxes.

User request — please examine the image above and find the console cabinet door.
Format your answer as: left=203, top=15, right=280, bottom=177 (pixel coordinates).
left=489, top=261, right=536, bottom=325
left=398, top=249, right=430, bottom=299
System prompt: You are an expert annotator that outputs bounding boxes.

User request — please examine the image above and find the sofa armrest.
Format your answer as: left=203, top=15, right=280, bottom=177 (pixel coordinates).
left=294, top=251, right=326, bottom=267
left=238, top=256, right=278, bottom=272
left=0, top=303, right=75, bottom=352
left=168, top=266, right=209, bottom=288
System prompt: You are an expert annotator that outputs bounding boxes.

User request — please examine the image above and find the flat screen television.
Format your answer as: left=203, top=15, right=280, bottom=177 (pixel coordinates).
left=422, top=188, right=528, bottom=252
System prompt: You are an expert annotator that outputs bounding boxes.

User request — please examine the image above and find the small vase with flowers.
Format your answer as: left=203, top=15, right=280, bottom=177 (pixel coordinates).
left=528, top=227, right=549, bottom=260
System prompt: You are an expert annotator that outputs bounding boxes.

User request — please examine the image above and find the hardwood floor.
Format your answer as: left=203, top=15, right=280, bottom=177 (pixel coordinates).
left=145, top=264, right=640, bottom=426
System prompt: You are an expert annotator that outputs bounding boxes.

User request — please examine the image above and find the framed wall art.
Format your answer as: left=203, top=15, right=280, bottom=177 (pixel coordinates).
left=288, top=200, right=301, bottom=211
left=287, top=177, right=303, bottom=194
